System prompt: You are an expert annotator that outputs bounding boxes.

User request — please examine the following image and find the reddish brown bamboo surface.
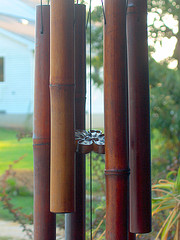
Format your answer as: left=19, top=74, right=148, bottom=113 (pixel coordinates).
left=104, top=0, right=129, bottom=239
left=65, top=5, right=86, bottom=239
left=50, top=0, right=75, bottom=213
left=33, top=5, right=56, bottom=240
left=127, top=0, right=152, bottom=233
left=129, top=232, right=136, bottom=240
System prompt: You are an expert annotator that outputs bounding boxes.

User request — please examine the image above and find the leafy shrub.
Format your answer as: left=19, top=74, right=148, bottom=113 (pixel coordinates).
left=152, top=168, right=180, bottom=239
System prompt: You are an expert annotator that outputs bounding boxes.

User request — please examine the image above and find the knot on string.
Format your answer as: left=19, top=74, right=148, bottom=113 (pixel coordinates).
left=40, top=0, right=43, bottom=34
left=101, top=0, right=106, bottom=24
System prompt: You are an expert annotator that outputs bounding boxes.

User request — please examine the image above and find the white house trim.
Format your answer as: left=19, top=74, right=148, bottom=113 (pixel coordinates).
left=0, top=28, right=34, bottom=50
left=0, top=0, right=35, bottom=22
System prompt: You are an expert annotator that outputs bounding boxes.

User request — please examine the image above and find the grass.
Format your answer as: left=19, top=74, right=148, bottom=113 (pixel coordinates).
left=0, top=128, right=105, bottom=220
left=0, top=128, right=33, bottom=221
left=0, top=196, right=33, bottom=221
left=0, top=128, right=106, bottom=225
left=0, top=128, right=33, bottom=174
left=0, top=238, right=14, bottom=240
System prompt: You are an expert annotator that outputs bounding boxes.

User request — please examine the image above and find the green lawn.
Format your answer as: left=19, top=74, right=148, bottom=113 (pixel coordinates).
left=0, top=128, right=105, bottom=224
left=0, top=128, right=33, bottom=221
left=0, top=196, right=33, bottom=221
left=0, top=238, right=14, bottom=240
left=0, top=128, right=33, bottom=174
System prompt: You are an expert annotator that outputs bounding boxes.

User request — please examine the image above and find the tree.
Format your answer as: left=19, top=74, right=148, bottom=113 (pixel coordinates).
left=147, top=0, right=180, bottom=68
left=150, top=57, right=180, bottom=161
left=86, top=6, right=104, bottom=87
left=87, top=4, right=180, bottom=165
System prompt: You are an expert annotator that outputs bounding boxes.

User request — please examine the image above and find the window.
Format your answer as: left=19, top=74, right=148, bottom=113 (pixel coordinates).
left=0, top=57, right=4, bottom=82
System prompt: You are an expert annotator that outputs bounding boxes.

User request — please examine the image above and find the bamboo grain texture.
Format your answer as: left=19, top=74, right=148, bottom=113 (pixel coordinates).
left=33, top=5, right=56, bottom=240
left=104, top=0, right=129, bottom=239
left=65, top=5, right=86, bottom=239
left=127, top=0, right=152, bottom=233
left=50, top=0, right=75, bottom=213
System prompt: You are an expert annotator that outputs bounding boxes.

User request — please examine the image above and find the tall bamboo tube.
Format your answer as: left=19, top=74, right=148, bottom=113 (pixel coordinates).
left=129, top=232, right=136, bottom=240
left=33, top=5, right=56, bottom=240
left=50, top=0, right=75, bottom=213
left=104, top=0, right=129, bottom=239
left=65, top=4, right=86, bottom=239
left=127, top=0, right=152, bottom=233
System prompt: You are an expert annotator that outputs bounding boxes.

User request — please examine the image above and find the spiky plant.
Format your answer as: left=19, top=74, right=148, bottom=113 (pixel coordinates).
left=152, top=167, right=180, bottom=239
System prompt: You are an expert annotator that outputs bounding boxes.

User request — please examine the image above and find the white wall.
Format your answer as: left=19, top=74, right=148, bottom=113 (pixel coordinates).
left=0, top=0, right=35, bottom=21
left=0, top=32, right=34, bottom=114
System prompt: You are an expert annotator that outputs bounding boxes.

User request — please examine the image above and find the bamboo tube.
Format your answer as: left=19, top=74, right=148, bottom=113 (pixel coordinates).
left=129, top=232, right=136, bottom=240
left=104, top=0, right=129, bottom=239
left=50, top=0, right=75, bottom=213
left=65, top=4, right=86, bottom=239
left=33, top=5, right=56, bottom=240
left=127, top=0, right=152, bottom=233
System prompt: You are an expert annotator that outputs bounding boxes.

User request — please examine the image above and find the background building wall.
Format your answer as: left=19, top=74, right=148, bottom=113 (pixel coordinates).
left=0, top=32, right=34, bottom=115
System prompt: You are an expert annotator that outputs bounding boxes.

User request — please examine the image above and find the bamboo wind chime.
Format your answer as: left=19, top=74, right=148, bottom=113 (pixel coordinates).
left=33, top=5, right=56, bottom=240
left=33, top=0, right=151, bottom=239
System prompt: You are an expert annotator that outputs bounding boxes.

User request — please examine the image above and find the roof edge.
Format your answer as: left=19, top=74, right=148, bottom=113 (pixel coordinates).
left=0, top=28, right=34, bottom=50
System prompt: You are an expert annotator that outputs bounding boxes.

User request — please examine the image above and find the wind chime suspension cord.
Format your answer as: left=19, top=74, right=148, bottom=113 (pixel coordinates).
left=101, top=0, right=106, bottom=24
left=89, top=0, right=93, bottom=239
left=126, top=0, right=129, bottom=14
left=87, top=1, right=106, bottom=238
left=86, top=5, right=91, bottom=30
left=40, top=0, right=43, bottom=34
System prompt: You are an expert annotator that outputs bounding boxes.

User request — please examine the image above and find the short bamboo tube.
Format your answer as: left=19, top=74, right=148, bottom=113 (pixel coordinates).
left=65, top=4, right=86, bottom=239
left=50, top=0, right=75, bottom=213
left=127, top=0, right=152, bottom=233
left=33, top=5, right=56, bottom=240
left=104, top=0, right=129, bottom=239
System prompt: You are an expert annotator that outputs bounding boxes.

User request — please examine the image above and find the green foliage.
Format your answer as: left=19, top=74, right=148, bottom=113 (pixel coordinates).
left=87, top=6, right=104, bottom=87
left=79, top=0, right=87, bottom=4
left=147, top=0, right=180, bottom=67
left=148, top=0, right=179, bottom=39
left=0, top=128, right=33, bottom=174
left=150, top=59, right=180, bottom=160
left=0, top=159, right=33, bottom=239
left=86, top=154, right=106, bottom=239
left=0, top=196, right=33, bottom=221
left=152, top=168, right=180, bottom=239
left=0, top=237, right=14, bottom=240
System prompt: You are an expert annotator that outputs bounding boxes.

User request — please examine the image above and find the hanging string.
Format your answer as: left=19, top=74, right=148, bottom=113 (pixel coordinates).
left=87, top=1, right=106, bottom=30
left=126, top=0, right=129, bottom=14
left=89, top=0, right=93, bottom=239
left=101, top=0, right=106, bottom=24
left=86, top=6, right=90, bottom=30
left=86, top=1, right=106, bottom=238
left=40, top=0, right=43, bottom=34
left=89, top=6, right=92, bottom=131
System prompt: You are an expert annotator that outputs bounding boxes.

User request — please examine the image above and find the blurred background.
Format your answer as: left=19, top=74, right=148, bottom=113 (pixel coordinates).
left=0, top=0, right=179, bottom=239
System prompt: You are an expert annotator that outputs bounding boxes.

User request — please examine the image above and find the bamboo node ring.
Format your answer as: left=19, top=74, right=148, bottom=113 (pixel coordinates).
left=105, top=169, right=130, bottom=176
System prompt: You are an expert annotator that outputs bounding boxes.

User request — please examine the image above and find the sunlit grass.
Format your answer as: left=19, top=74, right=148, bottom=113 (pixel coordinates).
left=0, top=196, right=33, bottom=221
left=0, top=128, right=33, bottom=174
